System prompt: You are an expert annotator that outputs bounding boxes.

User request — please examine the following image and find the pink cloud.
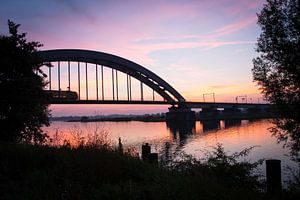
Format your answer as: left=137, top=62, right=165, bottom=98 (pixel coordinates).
left=223, top=0, right=264, bottom=16
left=132, top=40, right=254, bottom=54
left=25, top=0, right=259, bottom=68
left=210, top=16, right=257, bottom=37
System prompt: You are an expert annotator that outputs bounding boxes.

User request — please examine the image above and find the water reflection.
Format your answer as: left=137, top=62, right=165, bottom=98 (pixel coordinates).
left=44, top=119, right=278, bottom=153
left=166, top=121, right=195, bottom=146
left=202, top=120, right=220, bottom=132
left=224, top=119, right=242, bottom=128
left=165, top=119, right=248, bottom=145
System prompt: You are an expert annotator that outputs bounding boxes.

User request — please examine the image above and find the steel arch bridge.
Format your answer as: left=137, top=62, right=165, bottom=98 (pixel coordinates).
left=38, top=49, right=185, bottom=104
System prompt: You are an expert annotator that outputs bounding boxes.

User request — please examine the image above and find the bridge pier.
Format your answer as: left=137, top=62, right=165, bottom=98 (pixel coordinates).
left=198, top=108, right=220, bottom=120
left=166, top=106, right=196, bottom=123
left=166, top=106, right=195, bottom=143
left=220, top=107, right=242, bottom=119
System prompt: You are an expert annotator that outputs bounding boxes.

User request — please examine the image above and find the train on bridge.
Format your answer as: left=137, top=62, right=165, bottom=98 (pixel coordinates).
left=45, top=90, right=78, bottom=101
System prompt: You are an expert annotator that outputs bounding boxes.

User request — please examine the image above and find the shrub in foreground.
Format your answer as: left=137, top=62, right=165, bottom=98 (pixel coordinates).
left=0, top=142, right=270, bottom=200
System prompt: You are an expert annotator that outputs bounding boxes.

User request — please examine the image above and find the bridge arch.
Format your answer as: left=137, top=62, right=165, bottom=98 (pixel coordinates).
left=38, top=49, right=185, bottom=103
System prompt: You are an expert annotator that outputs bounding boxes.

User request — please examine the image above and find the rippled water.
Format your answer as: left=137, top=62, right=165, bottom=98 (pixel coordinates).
left=43, top=119, right=298, bottom=183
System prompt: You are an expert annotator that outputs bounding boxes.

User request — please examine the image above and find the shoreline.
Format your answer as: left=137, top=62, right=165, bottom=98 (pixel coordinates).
left=50, top=114, right=273, bottom=123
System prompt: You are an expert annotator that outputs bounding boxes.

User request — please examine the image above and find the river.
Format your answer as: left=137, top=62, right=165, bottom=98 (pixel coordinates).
left=43, top=119, right=298, bottom=184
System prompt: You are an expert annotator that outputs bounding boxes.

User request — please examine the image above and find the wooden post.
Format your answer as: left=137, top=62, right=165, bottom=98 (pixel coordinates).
left=142, top=143, right=158, bottom=164
left=266, top=159, right=282, bottom=194
left=142, top=143, right=151, bottom=161
left=118, top=137, right=123, bottom=154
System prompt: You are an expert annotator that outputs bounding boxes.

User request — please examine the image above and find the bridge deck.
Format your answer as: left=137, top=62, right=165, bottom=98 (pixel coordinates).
left=50, top=100, right=171, bottom=105
left=50, top=100, right=270, bottom=109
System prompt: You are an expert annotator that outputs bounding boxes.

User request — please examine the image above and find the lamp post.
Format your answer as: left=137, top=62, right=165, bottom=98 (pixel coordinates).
left=235, top=95, right=247, bottom=103
left=203, top=93, right=215, bottom=102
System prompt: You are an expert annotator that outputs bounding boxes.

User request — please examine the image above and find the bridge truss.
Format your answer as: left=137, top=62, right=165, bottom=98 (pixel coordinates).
left=38, top=49, right=185, bottom=104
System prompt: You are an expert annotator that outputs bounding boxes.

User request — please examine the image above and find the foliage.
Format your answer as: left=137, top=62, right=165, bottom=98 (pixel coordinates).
left=46, top=125, right=141, bottom=158
left=285, top=168, right=300, bottom=198
left=165, top=144, right=264, bottom=191
left=0, top=142, right=268, bottom=200
left=0, top=20, right=50, bottom=143
left=47, top=125, right=114, bottom=150
left=252, top=0, right=300, bottom=159
left=4, top=141, right=300, bottom=199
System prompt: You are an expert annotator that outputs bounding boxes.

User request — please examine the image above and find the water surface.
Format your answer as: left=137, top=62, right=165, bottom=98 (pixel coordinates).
left=43, top=119, right=298, bottom=183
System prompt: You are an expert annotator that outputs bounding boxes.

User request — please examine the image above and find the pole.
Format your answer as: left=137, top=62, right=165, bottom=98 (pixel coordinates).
left=101, top=65, right=104, bottom=100
left=68, top=61, right=70, bottom=91
left=58, top=61, right=60, bottom=98
left=96, top=64, right=98, bottom=101
left=86, top=62, right=88, bottom=100
left=266, top=159, right=282, bottom=194
left=49, top=65, right=51, bottom=90
left=153, top=89, right=155, bottom=101
left=78, top=62, right=80, bottom=100
left=142, top=143, right=151, bottom=161
left=141, top=82, right=143, bottom=101
left=116, top=70, right=118, bottom=100
left=129, top=76, right=132, bottom=100
left=127, top=74, right=129, bottom=101
left=112, top=68, right=115, bottom=100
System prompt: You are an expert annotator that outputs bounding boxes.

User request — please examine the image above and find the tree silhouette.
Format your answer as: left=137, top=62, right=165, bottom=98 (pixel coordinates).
left=0, top=20, right=50, bottom=143
left=253, top=0, right=300, bottom=160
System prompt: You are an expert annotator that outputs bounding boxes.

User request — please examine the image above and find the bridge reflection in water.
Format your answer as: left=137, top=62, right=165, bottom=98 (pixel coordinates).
left=166, top=119, right=245, bottom=147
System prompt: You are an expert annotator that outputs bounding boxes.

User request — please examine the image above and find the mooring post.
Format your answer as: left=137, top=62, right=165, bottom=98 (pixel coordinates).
left=118, top=137, right=123, bottom=154
left=142, top=143, right=151, bottom=161
left=266, top=159, right=282, bottom=194
left=141, top=143, right=158, bottom=164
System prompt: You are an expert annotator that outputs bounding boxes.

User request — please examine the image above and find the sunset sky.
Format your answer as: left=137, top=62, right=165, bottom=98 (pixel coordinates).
left=0, top=0, right=266, bottom=116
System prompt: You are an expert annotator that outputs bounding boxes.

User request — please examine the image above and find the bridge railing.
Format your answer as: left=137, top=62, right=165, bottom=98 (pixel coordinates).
left=40, top=61, right=167, bottom=102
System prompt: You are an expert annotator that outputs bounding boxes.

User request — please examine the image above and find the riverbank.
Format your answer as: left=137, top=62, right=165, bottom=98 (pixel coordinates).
left=1, top=142, right=299, bottom=199
left=50, top=113, right=166, bottom=122
left=0, top=142, right=259, bottom=199
left=68, top=115, right=165, bottom=122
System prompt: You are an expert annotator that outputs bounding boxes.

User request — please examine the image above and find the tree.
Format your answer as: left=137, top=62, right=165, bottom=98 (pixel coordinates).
left=252, top=0, right=300, bottom=160
left=0, top=20, right=50, bottom=143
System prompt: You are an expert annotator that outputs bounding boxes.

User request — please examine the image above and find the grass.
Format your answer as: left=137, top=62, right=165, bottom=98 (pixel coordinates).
left=0, top=142, right=299, bottom=200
